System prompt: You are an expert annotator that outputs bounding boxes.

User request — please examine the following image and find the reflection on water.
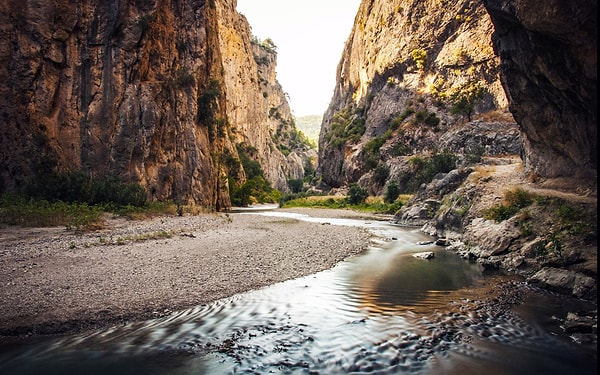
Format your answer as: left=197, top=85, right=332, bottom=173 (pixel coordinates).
left=0, top=212, right=596, bottom=374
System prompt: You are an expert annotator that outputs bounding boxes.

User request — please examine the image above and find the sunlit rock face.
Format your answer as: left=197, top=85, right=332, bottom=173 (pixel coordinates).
left=218, top=5, right=310, bottom=192
left=0, top=0, right=306, bottom=208
left=483, top=0, right=597, bottom=180
left=318, top=0, right=511, bottom=189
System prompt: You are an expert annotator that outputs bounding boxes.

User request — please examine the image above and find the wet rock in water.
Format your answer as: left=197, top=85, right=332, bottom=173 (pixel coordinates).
left=477, top=257, right=501, bottom=270
left=435, top=238, right=451, bottom=246
left=562, top=311, right=597, bottom=334
left=413, top=252, right=434, bottom=260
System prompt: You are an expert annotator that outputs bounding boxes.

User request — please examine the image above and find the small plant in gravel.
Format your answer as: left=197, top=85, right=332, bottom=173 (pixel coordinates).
left=0, top=192, right=182, bottom=230
left=88, top=230, right=176, bottom=247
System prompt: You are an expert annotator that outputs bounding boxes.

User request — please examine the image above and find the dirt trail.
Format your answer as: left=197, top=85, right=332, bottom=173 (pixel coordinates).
left=476, top=160, right=597, bottom=205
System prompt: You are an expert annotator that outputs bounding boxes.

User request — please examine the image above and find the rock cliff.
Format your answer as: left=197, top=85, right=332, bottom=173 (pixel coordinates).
left=383, top=0, right=597, bottom=324
left=319, top=0, right=597, bottom=191
left=0, top=0, right=309, bottom=209
left=318, top=0, right=515, bottom=190
left=318, top=0, right=597, bottom=308
left=484, top=0, right=597, bottom=180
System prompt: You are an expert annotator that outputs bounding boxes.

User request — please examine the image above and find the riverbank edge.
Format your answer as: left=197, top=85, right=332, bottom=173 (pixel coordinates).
left=0, top=207, right=389, bottom=340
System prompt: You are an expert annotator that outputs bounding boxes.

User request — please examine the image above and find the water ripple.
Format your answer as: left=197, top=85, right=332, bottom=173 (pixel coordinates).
left=0, top=216, right=595, bottom=375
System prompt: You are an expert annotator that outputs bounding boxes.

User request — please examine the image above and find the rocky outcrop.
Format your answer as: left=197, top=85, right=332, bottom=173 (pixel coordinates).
left=483, top=0, right=597, bottom=180
left=320, top=0, right=597, bottom=301
left=527, top=267, right=596, bottom=299
left=0, top=0, right=310, bottom=208
left=318, top=0, right=514, bottom=190
left=319, top=0, right=597, bottom=191
left=217, top=11, right=312, bottom=192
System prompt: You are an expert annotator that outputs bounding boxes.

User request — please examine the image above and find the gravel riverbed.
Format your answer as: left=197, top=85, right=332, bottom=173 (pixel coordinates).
left=0, top=208, right=379, bottom=338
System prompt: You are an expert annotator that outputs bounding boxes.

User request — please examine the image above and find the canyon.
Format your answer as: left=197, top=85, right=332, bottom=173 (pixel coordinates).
left=0, top=0, right=596, bottom=351
left=0, top=0, right=595, bottom=209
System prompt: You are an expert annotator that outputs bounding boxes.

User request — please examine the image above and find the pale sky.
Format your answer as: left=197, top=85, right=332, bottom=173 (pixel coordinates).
left=236, top=0, right=361, bottom=117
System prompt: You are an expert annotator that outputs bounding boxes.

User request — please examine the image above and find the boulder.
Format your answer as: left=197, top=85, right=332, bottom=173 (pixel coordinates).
left=527, top=267, right=596, bottom=299
left=412, top=252, right=435, bottom=260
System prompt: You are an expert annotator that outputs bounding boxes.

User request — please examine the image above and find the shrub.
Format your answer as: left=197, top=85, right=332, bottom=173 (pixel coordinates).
left=363, top=136, right=386, bottom=156
left=303, top=158, right=316, bottom=179
left=398, top=150, right=458, bottom=193
left=229, top=143, right=280, bottom=206
left=484, top=188, right=534, bottom=222
left=236, top=143, right=263, bottom=179
left=287, top=178, right=304, bottom=193
left=0, top=195, right=104, bottom=229
left=466, top=144, right=485, bottom=164
left=277, top=144, right=291, bottom=156
left=172, top=68, right=195, bottom=88
left=384, top=181, right=401, bottom=203
left=424, top=112, right=441, bottom=127
left=23, top=171, right=147, bottom=208
left=229, top=176, right=274, bottom=207
left=197, top=79, right=221, bottom=123
left=427, top=149, right=458, bottom=175
left=389, top=115, right=404, bottom=131
left=373, top=163, right=390, bottom=185
left=92, top=178, right=147, bottom=207
left=279, top=192, right=403, bottom=214
left=326, top=106, right=366, bottom=148
left=364, top=155, right=379, bottom=171
left=347, top=183, right=368, bottom=205
left=413, top=109, right=440, bottom=127
left=390, top=142, right=412, bottom=156
left=398, top=107, right=415, bottom=122
left=411, top=48, right=427, bottom=70
left=503, top=187, right=534, bottom=208
left=449, top=81, right=487, bottom=121
left=414, top=109, right=428, bottom=123
left=484, top=204, right=520, bottom=222
left=261, top=38, right=277, bottom=52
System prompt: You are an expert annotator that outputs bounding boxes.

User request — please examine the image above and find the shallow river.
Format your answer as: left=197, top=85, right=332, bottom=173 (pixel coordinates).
left=0, top=211, right=596, bottom=374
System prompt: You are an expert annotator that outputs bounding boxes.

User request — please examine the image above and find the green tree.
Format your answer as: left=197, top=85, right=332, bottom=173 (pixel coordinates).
left=347, top=183, right=368, bottom=205
left=262, top=38, right=277, bottom=52
left=197, top=79, right=221, bottom=123
left=373, top=163, right=390, bottom=185
left=287, top=178, right=304, bottom=193
left=384, top=181, right=401, bottom=203
left=449, top=81, right=488, bottom=121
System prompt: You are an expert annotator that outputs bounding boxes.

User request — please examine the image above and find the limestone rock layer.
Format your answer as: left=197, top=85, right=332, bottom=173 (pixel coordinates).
left=0, top=0, right=306, bottom=209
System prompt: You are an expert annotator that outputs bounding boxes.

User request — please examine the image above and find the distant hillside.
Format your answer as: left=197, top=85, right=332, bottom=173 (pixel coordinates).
left=294, top=115, right=322, bottom=145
